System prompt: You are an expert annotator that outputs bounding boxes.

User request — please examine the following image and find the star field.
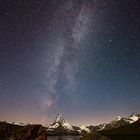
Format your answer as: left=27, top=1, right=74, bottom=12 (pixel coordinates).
left=0, top=0, right=140, bottom=125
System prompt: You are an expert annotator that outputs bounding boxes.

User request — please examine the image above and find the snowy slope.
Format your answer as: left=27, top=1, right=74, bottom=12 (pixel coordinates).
left=46, top=113, right=140, bottom=134
left=98, top=113, right=140, bottom=131
left=10, top=122, right=29, bottom=126
left=128, top=114, right=139, bottom=124
left=79, top=125, right=90, bottom=132
left=47, top=113, right=74, bottom=130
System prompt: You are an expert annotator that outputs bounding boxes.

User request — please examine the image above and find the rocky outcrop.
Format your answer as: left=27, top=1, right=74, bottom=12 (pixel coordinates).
left=0, top=121, right=22, bottom=139
left=12, top=125, right=47, bottom=140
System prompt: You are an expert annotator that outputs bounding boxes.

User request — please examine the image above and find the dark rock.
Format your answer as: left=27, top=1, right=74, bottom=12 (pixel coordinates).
left=80, top=132, right=110, bottom=140
left=12, top=125, right=47, bottom=140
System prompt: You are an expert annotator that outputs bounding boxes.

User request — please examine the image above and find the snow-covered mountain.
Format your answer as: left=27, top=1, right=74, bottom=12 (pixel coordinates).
left=97, top=113, right=140, bottom=131
left=46, top=113, right=80, bottom=135
left=1, top=112, right=139, bottom=137
left=47, top=113, right=74, bottom=130
left=46, top=113, right=91, bottom=135
left=46, top=113, right=140, bottom=135
left=9, top=121, right=31, bottom=126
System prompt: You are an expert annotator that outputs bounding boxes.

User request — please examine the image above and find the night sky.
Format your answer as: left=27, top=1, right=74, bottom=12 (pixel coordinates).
left=0, top=0, right=140, bottom=125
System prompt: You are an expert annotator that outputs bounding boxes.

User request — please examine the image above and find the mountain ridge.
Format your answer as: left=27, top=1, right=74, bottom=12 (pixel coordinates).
left=0, top=113, right=140, bottom=139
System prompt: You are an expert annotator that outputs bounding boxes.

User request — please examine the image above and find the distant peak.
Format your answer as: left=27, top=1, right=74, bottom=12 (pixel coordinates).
left=57, top=113, right=61, bottom=116
left=54, top=113, right=65, bottom=124
left=49, top=113, right=74, bottom=130
left=57, top=113, right=62, bottom=117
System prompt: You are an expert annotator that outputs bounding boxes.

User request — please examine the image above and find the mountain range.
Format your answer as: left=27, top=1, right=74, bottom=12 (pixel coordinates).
left=0, top=113, right=140, bottom=139
left=45, top=113, right=140, bottom=135
left=89, top=113, right=140, bottom=132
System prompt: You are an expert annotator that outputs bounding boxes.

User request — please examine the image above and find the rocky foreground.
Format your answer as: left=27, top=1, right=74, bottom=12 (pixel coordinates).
left=11, top=125, right=47, bottom=140
left=0, top=122, right=47, bottom=140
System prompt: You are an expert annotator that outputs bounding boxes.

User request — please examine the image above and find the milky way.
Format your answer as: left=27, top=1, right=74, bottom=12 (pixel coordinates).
left=41, top=1, right=94, bottom=112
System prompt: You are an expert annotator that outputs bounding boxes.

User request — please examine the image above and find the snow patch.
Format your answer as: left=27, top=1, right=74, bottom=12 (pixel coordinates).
left=79, top=125, right=90, bottom=132
left=48, top=123, right=59, bottom=129
left=117, top=116, right=122, bottom=121
left=129, top=115, right=139, bottom=124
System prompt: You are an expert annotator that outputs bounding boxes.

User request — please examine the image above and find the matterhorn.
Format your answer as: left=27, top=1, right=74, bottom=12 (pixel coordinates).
left=48, top=113, right=74, bottom=130
left=46, top=113, right=81, bottom=135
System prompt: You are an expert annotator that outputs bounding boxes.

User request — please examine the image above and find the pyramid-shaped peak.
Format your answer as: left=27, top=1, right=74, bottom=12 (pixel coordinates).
left=54, top=113, right=66, bottom=124
left=51, top=113, right=74, bottom=130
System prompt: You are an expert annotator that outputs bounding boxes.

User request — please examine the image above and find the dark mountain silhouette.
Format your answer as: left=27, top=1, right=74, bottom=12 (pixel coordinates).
left=99, top=119, right=140, bottom=140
